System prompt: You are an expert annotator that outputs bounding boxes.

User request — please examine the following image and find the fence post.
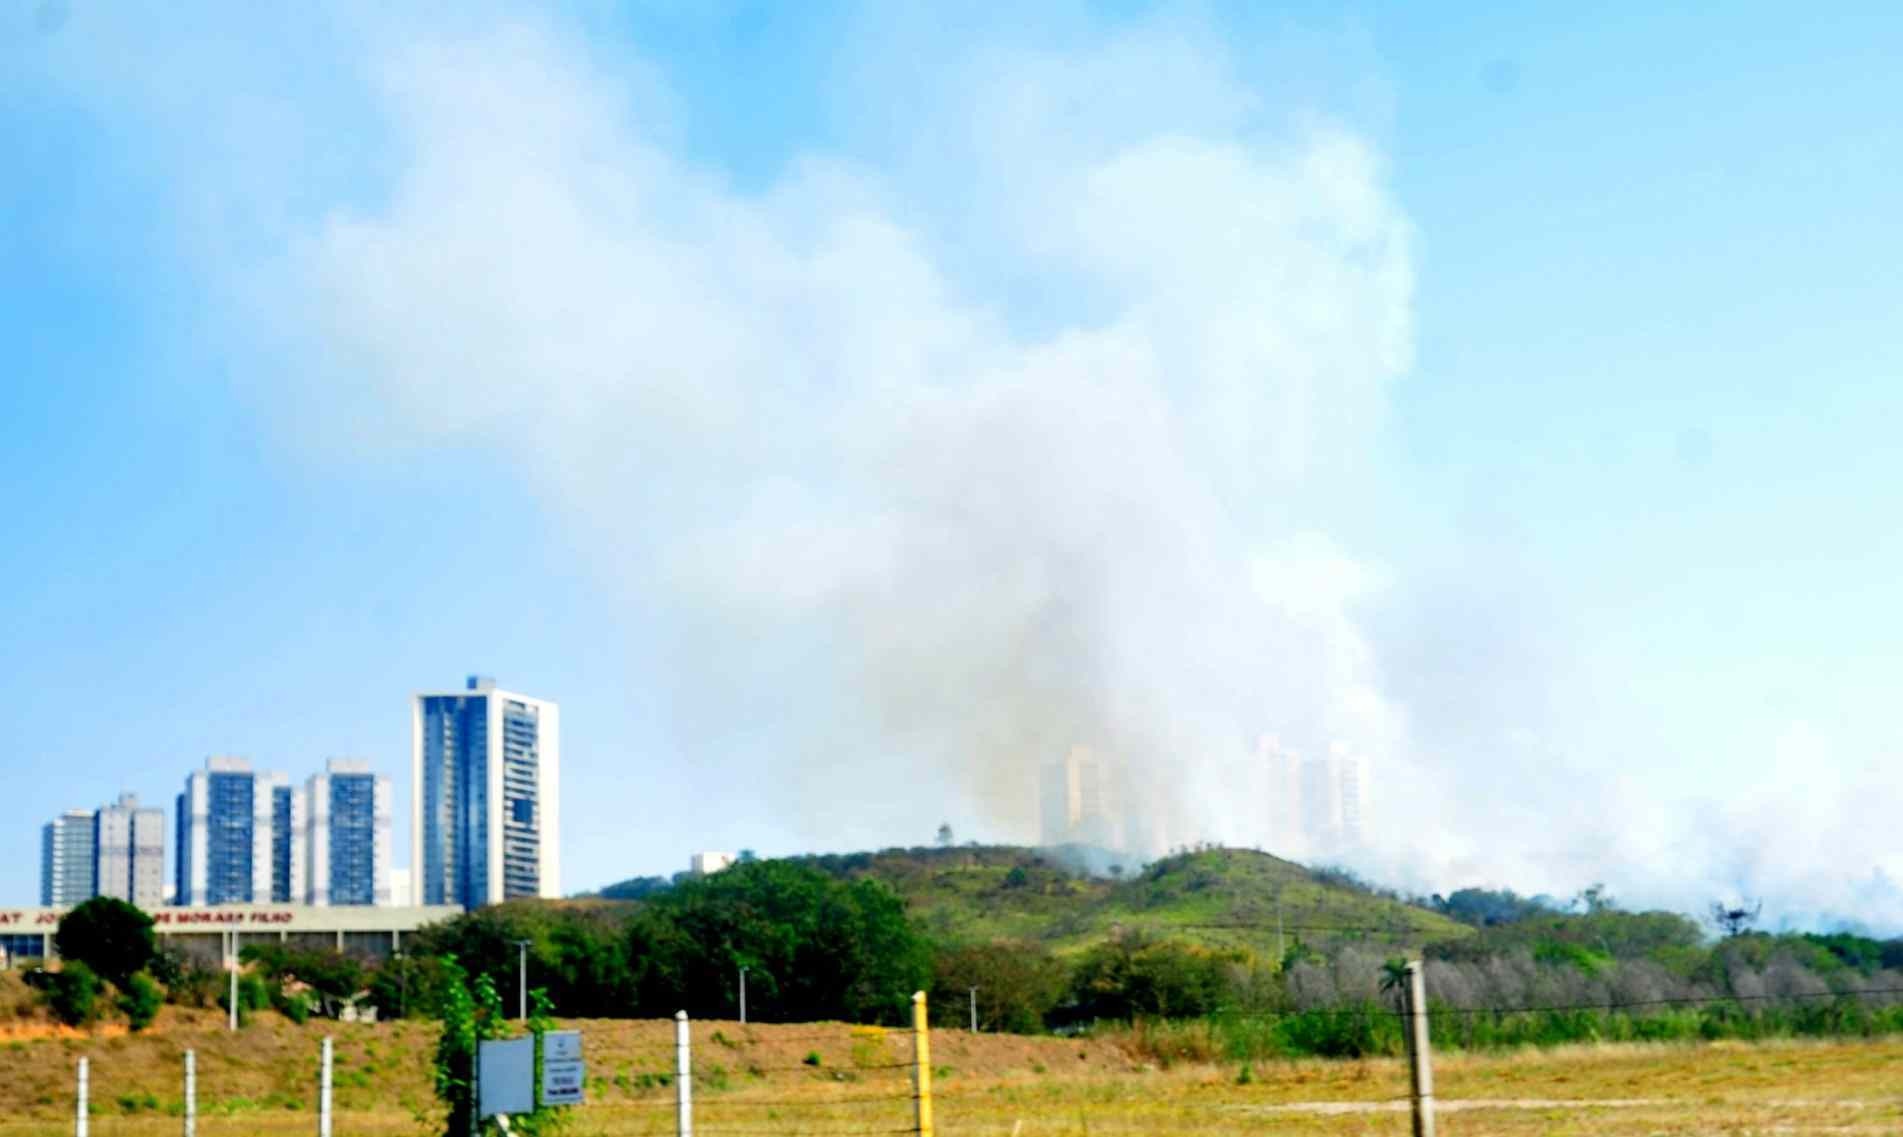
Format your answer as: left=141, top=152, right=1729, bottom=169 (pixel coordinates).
left=675, top=1010, right=693, bottom=1137
left=184, top=1049, right=196, bottom=1137
left=75, top=1057, right=88, bottom=1137
left=319, top=1037, right=333, bottom=1137
left=911, top=991, right=933, bottom=1137
left=1404, top=960, right=1435, bottom=1137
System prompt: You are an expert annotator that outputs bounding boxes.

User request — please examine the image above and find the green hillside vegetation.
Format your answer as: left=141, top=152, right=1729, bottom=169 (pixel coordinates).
left=784, top=845, right=1469, bottom=956
left=20, top=848, right=1903, bottom=1066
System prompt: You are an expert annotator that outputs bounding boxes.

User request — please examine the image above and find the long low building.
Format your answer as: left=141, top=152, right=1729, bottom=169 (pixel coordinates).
left=0, top=904, right=462, bottom=967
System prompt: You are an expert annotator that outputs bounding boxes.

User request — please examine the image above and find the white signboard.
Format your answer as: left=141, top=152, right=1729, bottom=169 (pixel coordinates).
left=541, top=1030, right=585, bottom=1106
left=478, top=1037, right=535, bottom=1118
left=543, top=1031, right=582, bottom=1062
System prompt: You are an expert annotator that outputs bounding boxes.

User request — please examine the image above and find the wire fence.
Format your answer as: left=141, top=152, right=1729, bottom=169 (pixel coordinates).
left=30, top=981, right=1903, bottom=1136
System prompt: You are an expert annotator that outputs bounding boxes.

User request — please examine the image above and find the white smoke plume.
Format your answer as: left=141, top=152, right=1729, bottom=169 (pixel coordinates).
left=25, top=7, right=1903, bottom=930
left=249, top=21, right=1424, bottom=864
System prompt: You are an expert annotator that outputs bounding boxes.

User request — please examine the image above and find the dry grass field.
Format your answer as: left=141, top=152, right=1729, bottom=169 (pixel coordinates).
left=3, top=1011, right=1902, bottom=1135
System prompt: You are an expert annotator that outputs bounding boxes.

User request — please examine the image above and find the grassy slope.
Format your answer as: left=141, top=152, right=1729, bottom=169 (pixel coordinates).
left=797, top=846, right=1469, bottom=957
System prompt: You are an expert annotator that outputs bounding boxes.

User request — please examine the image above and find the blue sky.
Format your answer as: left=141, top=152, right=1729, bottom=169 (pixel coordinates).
left=3, top=3, right=1900, bottom=926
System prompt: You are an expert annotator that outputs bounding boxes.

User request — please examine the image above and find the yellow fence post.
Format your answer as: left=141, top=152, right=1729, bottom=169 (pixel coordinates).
left=911, top=990, right=934, bottom=1137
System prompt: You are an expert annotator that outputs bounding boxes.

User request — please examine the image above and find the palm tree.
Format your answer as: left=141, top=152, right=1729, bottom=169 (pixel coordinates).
left=1380, top=957, right=1412, bottom=1011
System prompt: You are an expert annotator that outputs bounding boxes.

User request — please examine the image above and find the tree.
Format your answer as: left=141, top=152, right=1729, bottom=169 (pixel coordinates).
left=1574, top=883, right=1616, bottom=915
left=1711, top=899, right=1762, bottom=938
left=1431, top=887, right=1556, bottom=927
left=626, top=860, right=930, bottom=1023
left=432, top=956, right=508, bottom=1136
left=930, top=942, right=1068, bottom=1033
left=1062, top=935, right=1239, bottom=1022
left=1379, top=957, right=1412, bottom=1009
left=54, top=897, right=156, bottom=988
left=936, top=823, right=954, bottom=848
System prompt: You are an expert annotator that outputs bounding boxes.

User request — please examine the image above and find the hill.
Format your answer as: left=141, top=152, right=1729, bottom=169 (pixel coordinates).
left=609, top=845, right=1468, bottom=958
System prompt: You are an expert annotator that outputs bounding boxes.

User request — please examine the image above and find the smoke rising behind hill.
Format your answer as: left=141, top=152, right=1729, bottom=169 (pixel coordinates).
left=30, top=7, right=1903, bottom=931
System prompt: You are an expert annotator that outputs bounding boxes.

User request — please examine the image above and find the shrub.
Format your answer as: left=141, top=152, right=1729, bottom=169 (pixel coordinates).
left=47, top=962, right=102, bottom=1026
left=163, top=963, right=222, bottom=1009
left=118, top=971, right=164, bottom=1032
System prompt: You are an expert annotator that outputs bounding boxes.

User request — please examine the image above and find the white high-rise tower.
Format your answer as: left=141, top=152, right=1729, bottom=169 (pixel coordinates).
left=1298, top=742, right=1367, bottom=856
left=413, top=677, right=561, bottom=909
left=174, top=757, right=302, bottom=906
left=305, top=759, right=392, bottom=907
left=1039, top=744, right=1123, bottom=850
left=94, top=793, right=166, bottom=910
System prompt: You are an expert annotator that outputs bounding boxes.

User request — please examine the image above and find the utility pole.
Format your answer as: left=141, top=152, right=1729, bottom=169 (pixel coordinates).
left=969, top=987, right=978, bottom=1033
left=514, top=940, right=532, bottom=1020
left=738, top=967, right=748, bottom=1025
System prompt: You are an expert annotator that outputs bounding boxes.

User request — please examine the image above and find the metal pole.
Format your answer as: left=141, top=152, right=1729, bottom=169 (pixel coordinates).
left=911, top=991, right=933, bottom=1137
left=1405, top=961, right=1436, bottom=1137
left=469, top=1033, right=479, bottom=1137
left=227, top=931, right=239, bottom=1032
left=319, top=1037, right=333, bottom=1137
left=738, top=967, right=747, bottom=1025
left=515, top=940, right=532, bottom=1020
left=184, top=1049, right=196, bottom=1137
left=969, top=987, right=978, bottom=1033
left=75, top=1056, right=88, bottom=1137
left=675, top=1010, right=693, bottom=1137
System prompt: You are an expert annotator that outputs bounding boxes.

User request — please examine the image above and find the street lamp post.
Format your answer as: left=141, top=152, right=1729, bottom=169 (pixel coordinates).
left=392, top=950, right=407, bottom=1020
left=969, top=987, right=979, bottom=1033
left=514, top=940, right=532, bottom=1020
left=226, top=930, right=238, bottom=1033
left=739, top=966, right=749, bottom=1025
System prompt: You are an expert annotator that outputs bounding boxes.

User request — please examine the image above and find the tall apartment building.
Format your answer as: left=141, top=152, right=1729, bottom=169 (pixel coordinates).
left=1298, top=743, right=1367, bottom=855
left=174, top=757, right=303, bottom=906
left=304, top=758, right=391, bottom=906
left=40, top=810, right=96, bottom=907
left=94, top=793, right=166, bottom=910
left=1039, top=744, right=1124, bottom=850
left=413, top=677, right=561, bottom=909
left=1257, top=733, right=1303, bottom=850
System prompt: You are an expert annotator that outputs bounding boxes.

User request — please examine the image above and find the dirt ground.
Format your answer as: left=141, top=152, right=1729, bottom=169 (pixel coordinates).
left=3, top=1016, right=1902, bottom=1135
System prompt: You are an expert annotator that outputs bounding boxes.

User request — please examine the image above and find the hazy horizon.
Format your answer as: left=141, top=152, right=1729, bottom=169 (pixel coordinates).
left=5, top=4, right=1902, bottom=932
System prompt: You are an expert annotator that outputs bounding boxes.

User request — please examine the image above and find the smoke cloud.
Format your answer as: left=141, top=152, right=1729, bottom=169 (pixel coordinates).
left=29, top=8, right=1903, bottom=930
left=257, top=21, right=1421, bottom=862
